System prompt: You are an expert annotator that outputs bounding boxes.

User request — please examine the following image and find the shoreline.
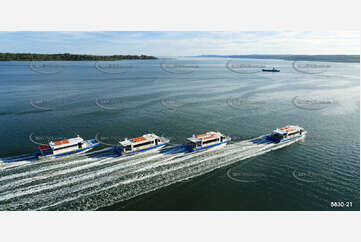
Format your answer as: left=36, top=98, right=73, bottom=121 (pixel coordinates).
left=0, top=53, right=157, bottom=61
left=195, top=55, right=360, bottom=63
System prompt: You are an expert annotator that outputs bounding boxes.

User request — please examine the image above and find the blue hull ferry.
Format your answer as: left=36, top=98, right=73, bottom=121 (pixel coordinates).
left=266, top=125, right=306, bottom=143
left=185, top=131, right=231, bottom=152
left=114, top=133, right=169, bottom=156
left=38, top=136, right=99, bottom=159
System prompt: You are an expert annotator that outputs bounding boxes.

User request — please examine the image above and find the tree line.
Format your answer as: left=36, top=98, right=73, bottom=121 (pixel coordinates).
left=0, top=53, right=157, bottom=61
left=198, top=55, right=359, bottom=63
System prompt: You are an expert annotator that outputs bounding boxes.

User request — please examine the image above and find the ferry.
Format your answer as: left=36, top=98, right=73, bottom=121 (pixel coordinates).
left=266, top=125, right=307, bottom=143
left=38, top=136, right=99, bottom=159
left=262, top=67, right=280, bottom=72
left=185, top=131, right=231, bottom=152
left=114, top=133, right=169, bottom=156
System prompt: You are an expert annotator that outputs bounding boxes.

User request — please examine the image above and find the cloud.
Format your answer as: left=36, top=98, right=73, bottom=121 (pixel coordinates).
left=0, top=31, right=358, bottom=56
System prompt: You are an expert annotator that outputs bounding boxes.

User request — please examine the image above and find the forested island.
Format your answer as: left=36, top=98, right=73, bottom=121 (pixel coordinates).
left=197, top=55, right=359, bottom=63
left=0, top=53, right=157, bottom=61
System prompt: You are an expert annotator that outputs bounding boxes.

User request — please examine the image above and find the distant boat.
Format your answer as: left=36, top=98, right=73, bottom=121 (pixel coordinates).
left=262, top=67, right=280, bottom=72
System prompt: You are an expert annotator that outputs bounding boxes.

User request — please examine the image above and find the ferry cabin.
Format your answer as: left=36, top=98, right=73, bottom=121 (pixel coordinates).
left=117, top=133, right=168, bottom=155
left=39, top=136, right=95, bottom=157
left=266, top=125, right=305, bottom=143
left=186, top=131, right=231, bottom=151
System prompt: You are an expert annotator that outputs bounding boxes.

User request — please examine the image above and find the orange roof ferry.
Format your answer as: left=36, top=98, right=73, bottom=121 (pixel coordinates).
left=185, top=131, right=231, bottom=152
left=266, top=125, right=307, bottom=143
left=38, top=135, right=99, bottom=159
left=114, top=133, right=169, bottom=156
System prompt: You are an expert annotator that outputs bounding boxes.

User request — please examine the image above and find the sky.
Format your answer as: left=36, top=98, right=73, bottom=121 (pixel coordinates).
left=0, top=31, right=359, bottom=56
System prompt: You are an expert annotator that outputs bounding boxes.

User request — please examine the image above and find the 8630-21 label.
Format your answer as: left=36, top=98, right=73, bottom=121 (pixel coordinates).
left=330, top=201, right=352, bottom=208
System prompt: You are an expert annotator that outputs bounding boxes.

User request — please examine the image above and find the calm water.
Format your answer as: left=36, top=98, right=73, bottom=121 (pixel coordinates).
left=0, top=58, right=359, bottom=210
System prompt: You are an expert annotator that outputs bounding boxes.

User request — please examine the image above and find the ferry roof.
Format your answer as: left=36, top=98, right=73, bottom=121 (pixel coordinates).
left=119, top=133, right=160, bottom=146
left=273, top=125, right=301, bottom=135
left=49, top=136, right=84, bottom=149
left=187, top=131, right=222, bottom=143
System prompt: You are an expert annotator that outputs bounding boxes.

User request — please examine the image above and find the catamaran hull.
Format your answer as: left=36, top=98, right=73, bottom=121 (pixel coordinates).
left=114, top=142, right=169, bottom=156
left=38, top=141, right=99, bottom=160
left=186, top=141, right=229, bottom=152
left=266, top=133, right=306, bottom=144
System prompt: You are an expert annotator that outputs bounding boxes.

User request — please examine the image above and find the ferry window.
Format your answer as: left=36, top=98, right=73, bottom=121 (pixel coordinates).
left=54, top=144, right=78, bottom=151
left=202, top=139, right=218, bottom=145
left=133, top=141, right=153, bottom=148
left=124, top=145, right=132, bottom=151
left=272, top=133, right=283, bottom=140
left=187, top=142, right=196, bottom=148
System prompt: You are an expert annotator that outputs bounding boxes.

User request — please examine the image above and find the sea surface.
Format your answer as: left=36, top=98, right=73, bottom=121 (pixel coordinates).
left=0, top=57, right=359, bottom=210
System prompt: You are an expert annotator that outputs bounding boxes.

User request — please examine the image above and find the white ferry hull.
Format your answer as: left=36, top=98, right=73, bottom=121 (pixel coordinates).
left=271, top=134, right=306, bottom=148
left=38, top=140, right=99, bottom=160
left=114, top=142, right=168, bottom=156
left=186, top=141, right=229, bottom=152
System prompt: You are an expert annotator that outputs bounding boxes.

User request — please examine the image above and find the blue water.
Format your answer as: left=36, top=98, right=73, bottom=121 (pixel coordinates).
left=0, top=58, right=359, bottom=210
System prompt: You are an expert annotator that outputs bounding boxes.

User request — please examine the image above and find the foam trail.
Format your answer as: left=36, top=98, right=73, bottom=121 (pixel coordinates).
left=0, top=136, right=305, bottom=210
left=0, top=147, right=112, bottom=172
left=0, top=153, right=37, bottom=162
left=0, top=148, right=129, bottom=183
left=4, top=141, right=270, bottom=209
left=0, top=153, right=117, bottom=182
left=0, top=147, right=186, bottom=191
left=0, top=151, right=178, bottom=201
left=1, top=144, right=242, bottom=208
left=36, top=143, right=274, bottom=210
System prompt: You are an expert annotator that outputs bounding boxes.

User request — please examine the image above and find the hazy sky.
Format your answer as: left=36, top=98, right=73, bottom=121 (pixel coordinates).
left=0, top=31, right=359, bottom=56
